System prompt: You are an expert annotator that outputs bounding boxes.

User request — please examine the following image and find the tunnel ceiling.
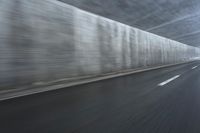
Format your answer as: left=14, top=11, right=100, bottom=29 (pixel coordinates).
left=59, top=0, right=200, bottom=47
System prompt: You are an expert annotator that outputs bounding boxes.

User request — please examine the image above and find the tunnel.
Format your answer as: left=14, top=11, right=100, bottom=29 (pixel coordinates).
left=0, top=0, right=200, bottom=133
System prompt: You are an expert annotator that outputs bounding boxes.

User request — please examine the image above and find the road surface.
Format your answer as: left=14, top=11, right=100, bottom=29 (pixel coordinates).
left=1, top=61, right=200, bottom=133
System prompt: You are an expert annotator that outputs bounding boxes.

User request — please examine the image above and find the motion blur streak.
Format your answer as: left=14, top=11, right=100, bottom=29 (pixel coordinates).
left=1, top=0, right=200, bottom=133
left=0, top=0, right=200, bottom=95
left=1, top=61, right=200, bottom=133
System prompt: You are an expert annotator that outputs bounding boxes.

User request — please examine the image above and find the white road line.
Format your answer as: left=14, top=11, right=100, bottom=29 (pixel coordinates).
left=192, top=66, right=198, bottom=69
left=158, top=75, right=180, bottom=86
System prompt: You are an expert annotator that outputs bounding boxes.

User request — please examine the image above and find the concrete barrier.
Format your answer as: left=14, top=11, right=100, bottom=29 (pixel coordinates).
left=0, top=0, right=200, bottom=91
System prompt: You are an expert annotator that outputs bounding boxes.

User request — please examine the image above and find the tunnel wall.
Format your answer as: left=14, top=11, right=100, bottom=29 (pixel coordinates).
left=0, top=0, right=200, bottom=90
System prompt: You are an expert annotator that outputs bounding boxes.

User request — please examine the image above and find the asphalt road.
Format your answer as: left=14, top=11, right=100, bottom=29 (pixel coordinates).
left=1, top=61, right=200, bottom=133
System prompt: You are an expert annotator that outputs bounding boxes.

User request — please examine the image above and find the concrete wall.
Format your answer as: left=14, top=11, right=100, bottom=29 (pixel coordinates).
left=0, top=0, right=200, bottom=90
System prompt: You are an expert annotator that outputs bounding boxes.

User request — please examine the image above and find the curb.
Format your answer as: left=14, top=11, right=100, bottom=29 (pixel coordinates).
left=0, top=60, right=197, bottom=101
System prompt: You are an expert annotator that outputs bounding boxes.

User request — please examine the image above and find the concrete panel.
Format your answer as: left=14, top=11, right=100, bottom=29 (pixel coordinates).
left=0, top=0, right=200, bottom=91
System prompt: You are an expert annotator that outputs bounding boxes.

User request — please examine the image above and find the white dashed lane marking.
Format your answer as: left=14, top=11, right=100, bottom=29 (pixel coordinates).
left=158, top=75, right=180, bottom=86
left=192, top=66, right=198, bottom=69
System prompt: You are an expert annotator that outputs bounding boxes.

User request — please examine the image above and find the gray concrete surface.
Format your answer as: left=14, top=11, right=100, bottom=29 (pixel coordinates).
left=1, top=61, right=200, bottom=133
left=60, top=0, right=200, bottom=47
left=0, top=0, right=200, bottom=92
